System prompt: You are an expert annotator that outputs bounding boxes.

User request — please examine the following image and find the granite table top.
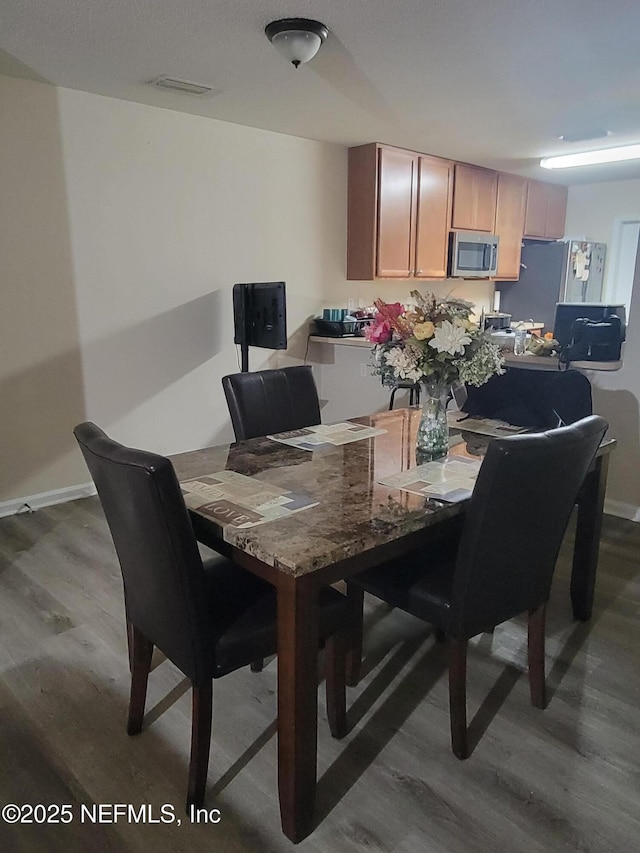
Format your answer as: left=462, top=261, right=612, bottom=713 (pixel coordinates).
left=171, top=408, right=471, bottom=578
left=170, top=409, right=615, bottom=579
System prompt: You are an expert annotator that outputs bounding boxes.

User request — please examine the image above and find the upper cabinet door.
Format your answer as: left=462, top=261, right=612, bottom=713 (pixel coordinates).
left=452, top=164, right=498, bottom=232
left=414, top=155, right=453, bottom=279
left=347, top=143, right=379, bottom=280
left=544, top=184, right=568, bottom=239
left=494, top=173, right=528, bottom=279
left=376, top=147, right=417, bottom=277
left=524, top=180, right=568, bottom=239
left=524, top=180, right=549, bottom=238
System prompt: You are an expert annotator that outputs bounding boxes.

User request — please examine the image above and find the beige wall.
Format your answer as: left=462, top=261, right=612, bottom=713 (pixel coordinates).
left=11, top=73, right=635, bottom=518
left=0, top=76, right=87, bottom=503
left=0, top=74, right=494, bottom=508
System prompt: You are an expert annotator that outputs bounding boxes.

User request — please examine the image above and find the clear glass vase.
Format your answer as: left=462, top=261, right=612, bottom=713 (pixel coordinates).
left=416, top=379, right=450, bottom=463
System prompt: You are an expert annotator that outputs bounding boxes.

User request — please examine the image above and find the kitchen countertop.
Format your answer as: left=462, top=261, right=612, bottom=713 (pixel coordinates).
left=308, top=334, right=622, bottom=372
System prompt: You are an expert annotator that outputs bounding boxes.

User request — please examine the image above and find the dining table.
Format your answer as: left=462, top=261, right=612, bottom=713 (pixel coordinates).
left=170, top=407, right=615, bottom=843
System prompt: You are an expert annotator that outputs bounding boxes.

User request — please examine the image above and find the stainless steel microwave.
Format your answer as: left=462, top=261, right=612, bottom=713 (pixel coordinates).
left=449, top=231, right=499, bottom=278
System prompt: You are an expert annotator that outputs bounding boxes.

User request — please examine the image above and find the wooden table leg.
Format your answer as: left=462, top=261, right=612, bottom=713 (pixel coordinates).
left=571, top=454, right=610, bottom=621
left=277, top=573, right=319, bottom=843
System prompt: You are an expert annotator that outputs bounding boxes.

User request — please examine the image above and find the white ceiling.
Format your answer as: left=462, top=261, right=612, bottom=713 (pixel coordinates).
left=2, top=0, right=640, bottom=185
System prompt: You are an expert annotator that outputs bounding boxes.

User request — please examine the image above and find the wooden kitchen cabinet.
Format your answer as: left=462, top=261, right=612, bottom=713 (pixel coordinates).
left=348, top=141, right=568, bottom=280
left=414, top=154, right=453, bottom=278
left=451, top=163, right=498, bottom=232
left=544, top=184, right=569, bottom=239
left=524, top=180, right=568, bottom=239
left=493, top=173, right=528, bottom=280
left=376, top=146, right=417, bottom=277
left=347, top=143, right=452, bottom=280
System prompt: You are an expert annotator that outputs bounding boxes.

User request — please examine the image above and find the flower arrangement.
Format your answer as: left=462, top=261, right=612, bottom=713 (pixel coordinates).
left=365, top=290, right=505, bottom=389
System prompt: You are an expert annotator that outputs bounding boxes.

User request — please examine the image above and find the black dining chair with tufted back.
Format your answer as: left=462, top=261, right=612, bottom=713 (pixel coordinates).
left=346, top=415, right=608, bottom=759
left=74, top=421, right=349, bottom=811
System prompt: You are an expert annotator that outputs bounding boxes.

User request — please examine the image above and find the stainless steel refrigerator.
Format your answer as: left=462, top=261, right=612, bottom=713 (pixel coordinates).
left=497, top=240, right=606, bottom=334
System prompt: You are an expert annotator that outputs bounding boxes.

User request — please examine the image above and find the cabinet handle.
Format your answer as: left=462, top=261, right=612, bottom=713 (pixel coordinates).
left=416, top=269, right=423, bottom=275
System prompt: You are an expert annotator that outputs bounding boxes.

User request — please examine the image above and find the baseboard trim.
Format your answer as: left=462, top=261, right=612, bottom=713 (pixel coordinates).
left=0, top=482, right=97, bottom=518
left=604, top=499, right=640, bottom=523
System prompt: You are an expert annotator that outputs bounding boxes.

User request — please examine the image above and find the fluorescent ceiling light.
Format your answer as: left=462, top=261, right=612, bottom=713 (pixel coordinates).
left=541, top=143, right=640, bottom=169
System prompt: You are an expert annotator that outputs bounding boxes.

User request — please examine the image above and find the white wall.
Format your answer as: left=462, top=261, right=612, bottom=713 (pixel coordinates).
left=565, top=178, right=640, bottom=297
left=566, top=179, right=640, bottom=519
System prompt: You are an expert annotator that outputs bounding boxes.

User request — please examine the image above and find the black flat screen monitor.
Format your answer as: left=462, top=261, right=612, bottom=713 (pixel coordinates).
left=553, top=302, right=626, bottom=348
left=233, top=282, right=287, bottom=350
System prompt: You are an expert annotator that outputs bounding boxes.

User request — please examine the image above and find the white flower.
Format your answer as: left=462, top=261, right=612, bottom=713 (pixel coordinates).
left=383, top=346, right=422, bottom=382
left=428, top=320, right=472, bottom=356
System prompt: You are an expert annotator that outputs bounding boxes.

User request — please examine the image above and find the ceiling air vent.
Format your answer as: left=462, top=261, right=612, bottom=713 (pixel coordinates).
left=149, top=76, right=217, bottom=96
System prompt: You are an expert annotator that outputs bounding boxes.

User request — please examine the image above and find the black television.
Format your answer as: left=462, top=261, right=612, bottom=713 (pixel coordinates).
left=553, top=302, right=626, bottom=349
left=233, top=282, right=287, bottom=371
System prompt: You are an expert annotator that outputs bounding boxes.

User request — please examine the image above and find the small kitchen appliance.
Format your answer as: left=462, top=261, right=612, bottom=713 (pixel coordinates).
left=449, top=231, right=499, bottom=278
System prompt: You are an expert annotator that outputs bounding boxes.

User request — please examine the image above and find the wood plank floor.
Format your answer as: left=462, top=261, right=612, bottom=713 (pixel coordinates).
left=0, top=497, right=638, bottom=852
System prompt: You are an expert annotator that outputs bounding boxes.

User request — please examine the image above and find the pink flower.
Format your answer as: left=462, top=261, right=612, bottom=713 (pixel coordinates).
left=365, top=320, right=392, bottom=344
left=384, top=302, right=404, bottom=319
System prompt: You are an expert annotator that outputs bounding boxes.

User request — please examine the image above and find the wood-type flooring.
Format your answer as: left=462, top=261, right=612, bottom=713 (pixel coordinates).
left=0, top=497, right=638, bottom=852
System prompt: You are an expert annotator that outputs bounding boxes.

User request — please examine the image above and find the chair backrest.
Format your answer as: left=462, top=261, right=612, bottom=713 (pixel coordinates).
left=74, top=422, right=212, bottom=685
left=222, top=365, right=321, bottom=441
left=450, top=414, right=608, bottom=638
left=463, top=367, right=592, bottom=429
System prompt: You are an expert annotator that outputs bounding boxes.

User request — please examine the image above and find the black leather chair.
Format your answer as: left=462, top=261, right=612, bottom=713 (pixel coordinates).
left=221, top=365, right=322, bottom=672
left=74, top=422, right=349, bottom=810
left=346, top=415, right=608, bottom=759
left=462, top=367, right=592, bottom=429
left=222, top=365, right=321, bottom=441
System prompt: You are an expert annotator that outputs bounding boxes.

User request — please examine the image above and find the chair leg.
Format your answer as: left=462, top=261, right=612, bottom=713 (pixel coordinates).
left=325, top=632, right=348, bottom=739
left=126, top=624, right=154, bottom=736
left=449, top=638, right=469, bottom=760
left=187, top=682, right=213, bottom=811
left=389, top=387, right=397, bottom=410
left=345, top=584, right=365, bottom=687
left=126, top=620, right=135, bottom=673
left=528, top=602, right=547, bottom=709
left=250, top=658, right=264, bottom=672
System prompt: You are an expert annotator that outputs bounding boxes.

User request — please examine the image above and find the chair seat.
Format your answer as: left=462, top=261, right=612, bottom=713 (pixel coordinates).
left=349, top=537, right=458, bottom=632
left=203, top=556, right=348, bottom=677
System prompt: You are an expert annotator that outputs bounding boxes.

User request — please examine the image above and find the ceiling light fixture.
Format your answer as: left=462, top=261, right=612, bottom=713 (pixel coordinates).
left=265, top=18, right=329, bottom=68
left=541, top=143, right=640, bottom=169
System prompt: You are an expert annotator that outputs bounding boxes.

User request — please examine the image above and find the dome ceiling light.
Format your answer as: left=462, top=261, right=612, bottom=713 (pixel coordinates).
left=265, top=18, right=329, bottom=69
